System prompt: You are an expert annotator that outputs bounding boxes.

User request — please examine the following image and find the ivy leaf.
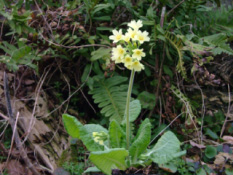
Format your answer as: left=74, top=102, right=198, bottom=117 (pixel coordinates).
left=109, top=120, right=126, bottom=148
left=149, top=131, right=186, bottom=164
left=89, top=148, right=129, bottom=175
left=129, top=119, right=151, bottom=163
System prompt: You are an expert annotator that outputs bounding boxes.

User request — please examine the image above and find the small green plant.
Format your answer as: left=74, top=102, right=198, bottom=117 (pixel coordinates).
left=62, top=20, right=186, bottom=175
left=0, top=40, right=40, bottom=71
left=62, top=161, right=85, bottom=175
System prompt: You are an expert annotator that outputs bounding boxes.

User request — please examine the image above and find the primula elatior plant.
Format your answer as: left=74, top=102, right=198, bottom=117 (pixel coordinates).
left=62, top=20, right=186, bottom=175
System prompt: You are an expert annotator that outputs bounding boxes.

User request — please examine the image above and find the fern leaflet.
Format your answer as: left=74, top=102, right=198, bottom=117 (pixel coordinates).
left=165, top=32, right=187, bottom=79
left=89, top=75, right=128, bottom=122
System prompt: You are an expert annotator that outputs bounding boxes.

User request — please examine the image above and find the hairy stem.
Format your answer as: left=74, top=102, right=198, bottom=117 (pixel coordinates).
left=126, top=70, right=135, bottom=150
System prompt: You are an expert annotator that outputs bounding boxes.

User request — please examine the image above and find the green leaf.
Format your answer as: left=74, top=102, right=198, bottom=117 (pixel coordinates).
left=122, top=100, right=141, bottom=124
left=81, top=124, right=107, bottom=151
left=91, top=47, right=111, bottom=61
left=92, top=3, right=112, bottom=16
left=62, top=114, right=105, bottom=151
left=203, top=33, right=233, bottom=55
left=150, top=131, right=185, bottom=164
left=109, top=120, right=126, bottom=148
left=163, top=65, right=173, bottom=78
left=129, top=119, right=151, bottom=163
left=96, top=27, right=114, bottom=31
left=89, top=148, right=129, bottom=175
left=12, top=46, right=31, bottom=61
left=93, top=16, right=111, bottom=21
left=197, top=168, right=207, bottom=175
left=83, top=166, right=101, bottom=173
left=204, top=146, right=217, bottom=159
left=89, top=75, right=128, bottom=122
left=62, top=114, right=83, bottom=139
left=165, top=32, right=186, bottom=79
left=138, top=91, right=155, bottom=110
left=205, top=128, right=219, bottom=140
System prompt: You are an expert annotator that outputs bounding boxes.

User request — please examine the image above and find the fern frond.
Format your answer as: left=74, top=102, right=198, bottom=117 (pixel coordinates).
left=165, top=32, right=187, bottom=79
left=170, top=85, right=196, bottom=126
left=202, top=33, right=233, bottom=55
left=89, top=75, right=128, bottom=122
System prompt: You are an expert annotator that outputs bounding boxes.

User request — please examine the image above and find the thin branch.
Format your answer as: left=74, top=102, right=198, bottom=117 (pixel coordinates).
left=220, top=84, right=231, bottom=138
left=150, top=112, right=184, bottom=145
left=167, top=0, right=185, bottom=16
left=44, top=62, right=93, bottom=118
left=39, top=33, right=109, bottom=49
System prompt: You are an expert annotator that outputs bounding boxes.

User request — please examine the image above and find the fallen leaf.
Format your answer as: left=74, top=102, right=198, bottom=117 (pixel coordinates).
left=190, top=141, right=206, bottom=149
left=222, top=136, right=233, bottom=145
left=214, top=152, right=233, bottom=165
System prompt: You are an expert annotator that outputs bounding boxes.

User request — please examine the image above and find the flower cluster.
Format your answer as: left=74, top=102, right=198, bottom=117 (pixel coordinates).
left=109, top=20, right=150, bottom=72
left=92, top=131, right=108, bottom=146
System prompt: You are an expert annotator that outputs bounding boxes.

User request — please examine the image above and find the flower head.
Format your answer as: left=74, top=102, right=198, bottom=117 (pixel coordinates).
left=132, top=61, right=144, bottom=72
left=112, top=45, right=125, bottom=59
left=132, top=49, right=145, bottom=60
left=126, top=28, right=138, bottom=40
left=127, top=20, right=143, bottom=31
left=109, top=29, right=123, bottom=43
left=123, top=34, right=131, bottom=43
left=136, top=31, right=150, bottom=44
left=123, top=55, right=133, bottom=67
left=92, top=131, right=108, bottom=146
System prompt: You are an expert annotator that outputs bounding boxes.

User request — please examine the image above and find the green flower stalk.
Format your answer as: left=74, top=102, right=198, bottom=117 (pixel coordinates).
left=109, top=20, right=150, bottom=150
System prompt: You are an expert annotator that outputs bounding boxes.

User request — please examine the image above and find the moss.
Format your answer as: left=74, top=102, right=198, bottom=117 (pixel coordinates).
left=57, top=149, right=70, bottom=167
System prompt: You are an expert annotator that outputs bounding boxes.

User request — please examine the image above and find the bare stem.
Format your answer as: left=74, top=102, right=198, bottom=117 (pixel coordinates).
left=126, top=70, right=135, bottom=150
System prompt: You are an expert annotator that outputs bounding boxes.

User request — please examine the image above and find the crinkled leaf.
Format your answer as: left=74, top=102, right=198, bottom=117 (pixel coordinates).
left=150, top=131, right=186, bottom=164
left=109, top=120, right=126, bottom=148
left=62, top=114, right=83, bottom=139
left=129, top=119, right=151, bottom=163
left=122, top=100, right=141, bottom=124
left=89, top=148, right=129, bottom=175
left=62, top=114, right=105, bottom=151
left=83, top=166, right=101, bottom=173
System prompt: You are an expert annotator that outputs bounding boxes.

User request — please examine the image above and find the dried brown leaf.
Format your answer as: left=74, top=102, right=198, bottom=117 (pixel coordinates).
left=222, top=136, right=233, bottom=144
left=190, top=140, right=206, bottom=149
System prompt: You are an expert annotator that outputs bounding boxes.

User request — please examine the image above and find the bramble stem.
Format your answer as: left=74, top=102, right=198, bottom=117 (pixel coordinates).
left=126, top=70, right=135, bottom=150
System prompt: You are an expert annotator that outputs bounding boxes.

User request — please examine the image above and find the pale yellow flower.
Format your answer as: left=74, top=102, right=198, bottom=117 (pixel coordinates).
left=127, top=20, right=143, bottom=31
left=135, top=31, right=150, bottom=44
left=125, top=64, right=133, bottom=70
left=123, top=55, right=133, bottom=67
left=123, top=35, right=131, bottom=43
left=112, top=45, right=126, bottom=59
left=132, top=49, right=145, bottom=60
left=126, top=28, right=137, bottom=40
left=98, top=140, right=104, bottom=146
left=109, top=29, right=123, bottom=43
left=114, top=56, right=123, bottom=63
left=132, top=61, right=144, bottom=72
left=92, top=132, right=98, bottom=137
